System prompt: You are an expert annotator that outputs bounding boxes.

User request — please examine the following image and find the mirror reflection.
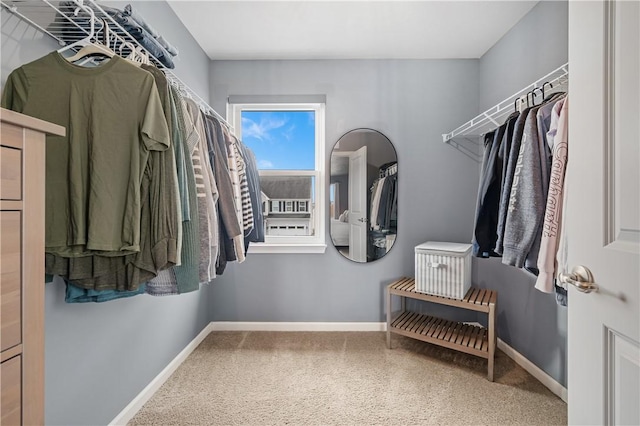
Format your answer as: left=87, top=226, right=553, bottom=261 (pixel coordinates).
left=330, top=128, right=398, bottom=262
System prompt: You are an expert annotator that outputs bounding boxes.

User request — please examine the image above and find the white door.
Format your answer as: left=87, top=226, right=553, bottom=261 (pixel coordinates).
left=349, top=146, right=367, bottom=262
left=567, top=1, right=639, bottom=424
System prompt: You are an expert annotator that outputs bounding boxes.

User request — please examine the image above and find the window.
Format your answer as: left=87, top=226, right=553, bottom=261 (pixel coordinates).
left=230, top=100, right=326, bottom=254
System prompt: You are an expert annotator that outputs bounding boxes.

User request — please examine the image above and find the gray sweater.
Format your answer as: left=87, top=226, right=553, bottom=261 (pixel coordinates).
left=495, top=106, right=532, bottom=255
left=501, top=105, right=546, bottom=268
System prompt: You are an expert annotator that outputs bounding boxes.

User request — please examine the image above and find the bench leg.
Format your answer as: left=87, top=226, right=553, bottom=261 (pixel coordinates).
left=488, top=303, right=496, bottom=381
left=386, top=288, right=392, bottom=349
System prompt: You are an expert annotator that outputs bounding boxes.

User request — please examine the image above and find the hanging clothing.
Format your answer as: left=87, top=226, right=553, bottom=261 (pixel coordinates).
left=536, top=97, right=569, bottom=292
left=240, top=145, right=265, bottom=248
left=522, top=93, right=567, bottom=273
left=141, top=63, right=183, bottom=265
left=234, top=137, right=255, bottom=236
left=223, top=127, right=247, bottom=263
left=169, top=87, right=201, bottom=294
left=375, top=174, right=397, bottom=231
left=203, top=114, right=244, bottom=274
left=370, top=177, right=385, bottom=229
left=502, top=107, right=545, bottom=268
left=2, top=49, right=261, bottom=302
left=182, top=100, right=214, bottom=284
left=2, top=52, right=170, bottom=258
left=2, top=53, right=184, bottom=294
left=146, top=80, right=187, bottom=297
left=502, top=93, right=566, bottom=271
left=186, top=100, right=220, bottom=282
left=495, top=106, right=533, bottom=255
left=472, top=113, right=515, bottom=258
left=65, top=280, right=146, bottom=303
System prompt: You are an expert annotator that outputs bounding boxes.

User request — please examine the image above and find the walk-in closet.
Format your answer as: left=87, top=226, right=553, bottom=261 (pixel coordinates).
left=1, top=1, right=638, bottom=425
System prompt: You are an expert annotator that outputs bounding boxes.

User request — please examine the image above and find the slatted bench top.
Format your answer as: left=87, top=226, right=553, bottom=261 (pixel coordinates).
left=387, top=277, right=497, bottom=313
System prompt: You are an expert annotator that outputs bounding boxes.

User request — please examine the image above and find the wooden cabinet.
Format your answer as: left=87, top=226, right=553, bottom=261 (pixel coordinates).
left=1, top=108, right=64, bottom=425
left=386, top=277, right=497, bottom=381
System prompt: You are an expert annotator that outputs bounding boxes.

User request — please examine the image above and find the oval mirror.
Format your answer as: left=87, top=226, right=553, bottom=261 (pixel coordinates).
left=330, top=128, right=398, bottom=262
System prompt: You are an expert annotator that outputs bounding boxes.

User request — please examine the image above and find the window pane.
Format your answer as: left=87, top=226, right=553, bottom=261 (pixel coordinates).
left=241, top=111, right=315, bottom=170
left=260, top=175, right=315, bottom=237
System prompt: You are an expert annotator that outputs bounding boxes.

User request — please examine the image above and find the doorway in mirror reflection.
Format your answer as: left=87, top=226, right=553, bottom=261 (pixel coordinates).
left=330, top=128, right=397, bottom=263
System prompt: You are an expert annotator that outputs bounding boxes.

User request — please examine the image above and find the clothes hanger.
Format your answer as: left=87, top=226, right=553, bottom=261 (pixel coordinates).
left=130, top=46, right=149, bottom=66
left=62, top=16, right=115, bottom=63
left=525, top=90, right=532, bottom=108
left=58, top=1, right=94, bottom=55
left=533, top=87, right=544, bottom=104
left=542, top=81, right=553, bottom=99
left=58, top=1, right=114, bottom=63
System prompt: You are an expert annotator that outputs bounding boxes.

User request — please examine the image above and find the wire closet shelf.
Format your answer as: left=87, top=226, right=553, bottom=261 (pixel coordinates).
left=1, top=0, right=232, bottom=129
left=441, top=62, right=568, bottom=161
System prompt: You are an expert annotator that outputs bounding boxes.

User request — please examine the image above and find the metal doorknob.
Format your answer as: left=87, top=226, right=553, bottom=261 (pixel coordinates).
left=559, top=265, right=599, bottom=294
left=357, top=217, right=368, bottom=223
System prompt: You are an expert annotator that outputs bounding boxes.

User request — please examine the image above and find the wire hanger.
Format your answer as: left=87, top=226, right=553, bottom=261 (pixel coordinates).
left=527, top=89, right=540, bottom=107
left=533, top=86, right=544, bottom=104
left=542, top=81, right=553, bottom=100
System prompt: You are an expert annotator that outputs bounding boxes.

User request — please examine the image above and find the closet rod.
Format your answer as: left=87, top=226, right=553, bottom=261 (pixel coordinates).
left=1, top=0, right=234, bottom=131
left=442, top=62, right=568, bottom=144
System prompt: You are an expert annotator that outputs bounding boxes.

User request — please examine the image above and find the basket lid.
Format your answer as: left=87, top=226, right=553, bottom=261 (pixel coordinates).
left=415, top=241, right=471, bottom=254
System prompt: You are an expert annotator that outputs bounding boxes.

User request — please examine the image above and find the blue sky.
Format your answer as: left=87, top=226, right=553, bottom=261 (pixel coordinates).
left=241, top=111, right=315, bottom=170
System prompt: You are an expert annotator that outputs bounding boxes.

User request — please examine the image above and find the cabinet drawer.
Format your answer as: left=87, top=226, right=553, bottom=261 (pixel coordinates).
left=1, top=211, right=21, bottom=352
left=0, top=146, right=22, bottom=200
left=1, top=355, right=22, bottom=426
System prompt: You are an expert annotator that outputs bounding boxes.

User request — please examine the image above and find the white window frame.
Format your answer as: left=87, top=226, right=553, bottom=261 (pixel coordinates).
left=229, top=102, right=326, bottom=254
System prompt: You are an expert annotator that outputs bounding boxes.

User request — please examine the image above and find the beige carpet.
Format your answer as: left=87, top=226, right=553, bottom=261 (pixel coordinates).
left=129, top=331, right=567, bottom=425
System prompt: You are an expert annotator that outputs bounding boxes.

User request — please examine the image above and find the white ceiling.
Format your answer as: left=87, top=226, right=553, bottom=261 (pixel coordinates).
left=167, top=1, right=538, bottom=61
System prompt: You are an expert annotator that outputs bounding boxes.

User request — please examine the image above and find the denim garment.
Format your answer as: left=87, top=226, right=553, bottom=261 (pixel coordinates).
left=123, top=4, right=159, bottom=38
left=124, top=4, right=179, bottom=56
left=156, top=35, right=179, bottom=57
left=131, top=26, right=175, bottom=69
left=65, top=281, right=146, bottom=303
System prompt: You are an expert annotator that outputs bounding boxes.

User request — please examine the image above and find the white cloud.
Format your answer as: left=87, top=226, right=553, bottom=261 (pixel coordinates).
left=242, top=115, right=287, bottom=141
left=282, top=124, right=296, bottom=140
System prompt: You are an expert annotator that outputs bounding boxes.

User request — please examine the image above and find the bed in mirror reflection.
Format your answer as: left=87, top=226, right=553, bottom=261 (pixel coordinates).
left=330, top=128, right=397, bottom=263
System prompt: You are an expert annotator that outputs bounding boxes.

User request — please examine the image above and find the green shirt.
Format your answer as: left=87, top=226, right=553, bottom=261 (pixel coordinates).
left=1, top=52, right=170, bottom=257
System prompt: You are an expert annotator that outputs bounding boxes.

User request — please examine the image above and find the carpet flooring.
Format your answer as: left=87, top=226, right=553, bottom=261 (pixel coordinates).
left=129, top=331, right=567, bottom=425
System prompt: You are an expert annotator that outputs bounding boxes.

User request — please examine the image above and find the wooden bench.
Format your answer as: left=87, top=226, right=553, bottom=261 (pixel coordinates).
left=386, top=277, right=497, bottom=381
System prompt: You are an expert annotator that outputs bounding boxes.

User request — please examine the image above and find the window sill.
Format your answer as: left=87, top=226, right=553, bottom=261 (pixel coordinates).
left=248, top=243, right=327, bottom=254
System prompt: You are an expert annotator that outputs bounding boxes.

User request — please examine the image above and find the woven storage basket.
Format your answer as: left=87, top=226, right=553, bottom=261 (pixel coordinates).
left=414, top=241, right=472, bottom=299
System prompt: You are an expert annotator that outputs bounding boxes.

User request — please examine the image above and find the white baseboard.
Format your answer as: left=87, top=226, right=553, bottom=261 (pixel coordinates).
left=497, top=338, right=568, bottom=403
left=109, top=322, right=215, bottom=426
left=209, top=321, right=387, bottom=332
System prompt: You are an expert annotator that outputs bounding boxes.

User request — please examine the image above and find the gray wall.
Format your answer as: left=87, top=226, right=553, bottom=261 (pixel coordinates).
left=475, top=0, right=569, bottom=386
left=208, top=0, right=569, bottom=388
left=1, top=2, right=212, bottom=425
left=478, top=0, right=568, bottom=110
left=208, top=59, right=481, bottom=322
